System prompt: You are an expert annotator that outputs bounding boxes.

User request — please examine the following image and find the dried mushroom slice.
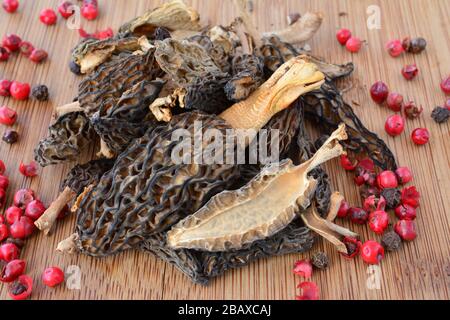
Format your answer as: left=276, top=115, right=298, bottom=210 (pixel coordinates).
left=118, top=0, right=202, bottom=38
left=224, top=54, right=265, bottom=102
left=302, top=80, right=397, bottom=170
left=259, top=36, right=354, bottom=80
left=34, top=112, right=96, bottom=167
left=167, top=124, right=347, bottom=251
left=71, top=37, right=142, bottom=74
left=35, top=159, right=114, bottom=235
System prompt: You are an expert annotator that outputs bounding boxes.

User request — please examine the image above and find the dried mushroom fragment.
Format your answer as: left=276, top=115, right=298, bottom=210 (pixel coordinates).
left=260, top=36, right=354, bottom=80
left=35, top=159, right=114, bottom=235
left=34, top=112, right=96, bottom=167
left=302, top=80, right=397, bottom=170
left=71, top=37, right=142, bottom=74
left=225, top=54, right=265, bottom=102
left=189, top=34, right=232, bottom=73
left=167, top=124, right=347, bottom=251
left=118, top=0, right=201, bottom=38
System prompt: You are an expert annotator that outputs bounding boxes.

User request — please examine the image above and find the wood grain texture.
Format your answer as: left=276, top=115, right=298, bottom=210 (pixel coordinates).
left=0, top=0, right=449, bottom=300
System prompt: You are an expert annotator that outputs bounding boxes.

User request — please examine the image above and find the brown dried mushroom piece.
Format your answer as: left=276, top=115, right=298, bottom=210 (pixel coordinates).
left=167, top=124, right=347, bottom=251
left=188, top=34, right=232, bottom=73
left=71, top=37, right=142, bottom=74
left=35, top=159, right=114, bottom=235
left=34, top=112, right=96, bottom=167
left=118, top=0, right=202, bottom=38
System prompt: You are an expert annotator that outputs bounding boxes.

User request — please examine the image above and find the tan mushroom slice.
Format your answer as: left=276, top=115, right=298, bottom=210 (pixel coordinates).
left=326, top=192, right=344, bottom=222
left=167, top=124, right=347, bottom=252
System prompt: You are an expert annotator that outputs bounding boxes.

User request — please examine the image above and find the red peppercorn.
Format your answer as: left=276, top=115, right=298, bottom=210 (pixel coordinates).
left=336, top=28, right=351, bottom=45
left=370, top=81, right=389, bottom=104
left=340, top=236, right=362, bottom=259
left=386, top=92, right=403, bottom=112
left=5, top=206, right=23, bottom=225
left=384, top=114, right=404, bottom=137
left=10, top=81, right=30, bottom=100
left=368, top=210, right=389, bottom=235
left=401, top=64, right=419, bottom=80
left=42, top=266, right=65, bottom=287
left=293, top=259, right=313, bottom=278
left=296, top=281, right=319, bottom=300
left=337, top=200, right=350, bottom=218
left=0, top=46, right=9, bottom=61
left=401, top=186, right=420, bottom=208
left=360, top=240, right=384, bottom=264
left=394, top=204, right=416, bottom=220
left=13, top=189, right=35, bottom=209
left=411, top=128, right=429, bottom=145
left=58, top=1, right=75, bottom=19
left=19, top=41, right=34, bottom=57
left=2, top=34, right=21, bottom=52
left=39, top=8, right=57, bottom=25
left=0, top=79, right=11, bottom=96
left=385, top=39, right=404, bottom=57
left=0, top=159, right=5, bottom=174
left=0, top=242, right=20, bottom=262
left=394, top=220, right=417, bottom=241
left=93, top=27, right=113, bottom=40
left=363, top=195, right=386, bottom=212
left=8, top=274, right=32, bottom=300
left=2, top=0, right=19, bottom=13
left=9, top=216, right=35, bottom=239
left=0, top=174, right=9, bottom=189
left=25, top=199, right=46, bottom=221
left=0, top=106, right=17, bottom=125
left=0, top=188, right=6, bottom=207
left=19, top=161, right=38, bottom=177
left=81, top=0, right=98, bottom=20
left=0, top=223, right=8, bottom=241
left=348, top=207, right=369, bottom=225
left=377, top=170, right=398, bottom=189
left=29, top=49, right=48, bottom=63
left=395, top=166, right=413, bottom=184
left=440, top=76, right=450, bottom=95
left=0, top=259, right=25, bottom=282
left=340, top=154, right=357, bottom=171
left=345, top=36, right=362, bottom=53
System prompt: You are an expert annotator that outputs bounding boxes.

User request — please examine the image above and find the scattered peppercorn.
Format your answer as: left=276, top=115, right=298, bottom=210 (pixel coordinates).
left=386, top=92, right=403, bottom=112
left=401, top=64, right=419, bottom=80
left=0, top=259, right=26, bottom=283
left=81, top=0, right=98, bottom=20
left=31, top=84, right=49, bottom=101
left=336, top=28, right=351, bottom=45
left=370, top=81, right=389, bottom=104
left=29, top=49, right=48, bottom=63
left=340, top=237, right=361, bottom=259
left=24, top=199, right=46, bottom=221
left=311, top=252, right=329, bottom=269
left=0, top=242, right=20, bottom=262
left=2, top=34, right=21, bottom=52
left=369, top=210, right=389, bottom=235
left=9, top=216, right=35, bottom=239
left=394, top=220, right=417, bottom=241
left=2, top=0, right=19, bottom=13
left=19, top=41, right=34, bottom=57
left=380, top=188, right=401, bottom=209
left=10, top=81, right=30, bottom=100
left=13, top=188, right=35, bottom=208
left=19, top=161, right=38, bottom=177
left=58, top=1, right=75, bottom=19
left=5, top=206, right=22, bottom=225
left=296, top=281, right=319, bottom=300
left=360, top=240, right=385, bottom=265
left=385, top=114, right=405, bottom=136
left=0, top=106, right=17, bottom=125
left=345, top=36, right=362, bottom=53
left=394, top=204, right=417, bottom=220
left=404, top=101, right=423, bottom=119
left=349, top=207, right=369, bottom=225
left=381, top=230, right=402, bottom=251
left=2, top=130, right=19, bottom=144
left=411, top=128, right=429, bottom=145
left=395, top=166, right=413, bottom=184
left=402, top=37, right=427, bottom=54
left=441, top=76, right=450, bottom=95
left=0, top=47, right=9, bottom=61
left=0, top=79, right=11, bottom=96
left=401, top=186, right=420, bottom=208
left=7, top=274, right=32, bottom=300
left=431, top=107, right=449, bottom=123
left=39, top=8, right=58, bottom=25
left=42, top=267, right=65, bottom=287
left=293, top=259, right=313, bottom=278
left=363, top=195, right=386, bottom=212
left=385, top=39, right=404, bottom=57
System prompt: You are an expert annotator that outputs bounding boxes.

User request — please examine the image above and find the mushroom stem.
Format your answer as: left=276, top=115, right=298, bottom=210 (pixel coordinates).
left=55, top=101, right=83, bottom=118
left=35, top=187, right=76, bottom=235
left=96, top=139, right=115, bottom=159
left=326, top=192, right=345, bottom=222
left=56, top=233, right=79, bottom=254
left=220, top=56, right=324, bottom=136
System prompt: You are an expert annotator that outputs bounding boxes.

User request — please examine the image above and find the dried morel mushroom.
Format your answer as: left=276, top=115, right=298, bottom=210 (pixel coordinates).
left=167, top=124, right=347, bottom=252
left=189, top=34, right=232, bottom=73
left=35, top=159, right=114, bottom=235
left=302, top=80, right=397, bottom=171
left=118, top=0, right=202, bottom=38
left=225, top=54, right=265, bottom=102
left=57, top=57, right=325, bottom=256
left=34, top=112, right=96, bottom=167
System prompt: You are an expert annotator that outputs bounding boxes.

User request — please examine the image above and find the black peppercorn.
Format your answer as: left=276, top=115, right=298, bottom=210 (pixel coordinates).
left=69, top=60, right=81, bottom=75
left=381, top=188, right=401, bottom=209
left=311, top=252, right=329, bottom=269
left=402, top=37, right=427, bottom=54
left=2, top=130, right=18, bottom=144
left=381, top=230, right=402, bottom=251
left=431, top=107, right=450, bottom=124
left=31, top=85, right=49, bottom=101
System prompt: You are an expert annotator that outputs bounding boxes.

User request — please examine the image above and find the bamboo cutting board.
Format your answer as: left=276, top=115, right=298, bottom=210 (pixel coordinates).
left=0, top=0, right=449, bottom=300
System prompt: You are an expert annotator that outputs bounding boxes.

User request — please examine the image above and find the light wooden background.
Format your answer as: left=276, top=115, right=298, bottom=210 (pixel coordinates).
left=0, top=0, right=449, bottom=300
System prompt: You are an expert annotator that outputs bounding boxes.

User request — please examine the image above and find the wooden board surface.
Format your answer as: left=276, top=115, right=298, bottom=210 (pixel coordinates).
left=0, top=0, right=449, bottom=300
